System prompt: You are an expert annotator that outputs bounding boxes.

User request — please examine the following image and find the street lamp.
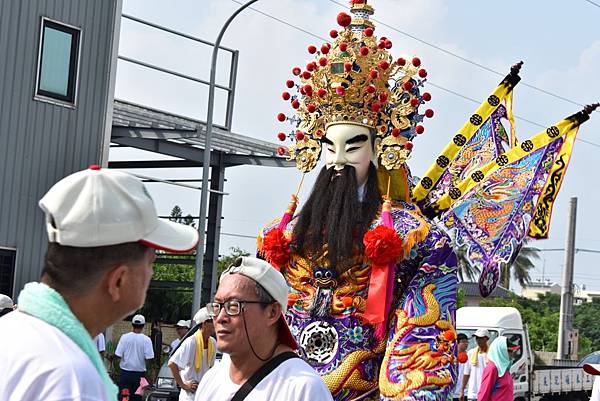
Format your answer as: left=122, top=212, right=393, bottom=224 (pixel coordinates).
left=192, top=0, right=260, bottom=314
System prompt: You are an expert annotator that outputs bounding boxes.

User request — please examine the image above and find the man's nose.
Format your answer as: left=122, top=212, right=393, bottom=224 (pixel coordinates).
left=333, top=152, right=347, bottom=170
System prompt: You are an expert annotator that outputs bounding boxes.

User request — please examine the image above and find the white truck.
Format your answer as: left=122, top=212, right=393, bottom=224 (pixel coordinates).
left=456, top=306, right=594, bottom=401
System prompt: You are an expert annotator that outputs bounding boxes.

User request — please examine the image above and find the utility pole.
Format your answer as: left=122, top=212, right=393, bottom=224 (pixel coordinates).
left=557, top=197, right=577, bottom=360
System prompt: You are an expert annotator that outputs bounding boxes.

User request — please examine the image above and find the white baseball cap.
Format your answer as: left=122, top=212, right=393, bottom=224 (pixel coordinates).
left=220, top=257, right=298, bottom=350
left=38, top=166, right=198, bottom=252
left=0, top=294, right=13, bottom=310
left=132, top=314, right=146, bottom=325
left=193, top=307, right=211, bottom=325
left=473, top=328, right=491, bottom=338
left=175, top=319, right=190, bottom=328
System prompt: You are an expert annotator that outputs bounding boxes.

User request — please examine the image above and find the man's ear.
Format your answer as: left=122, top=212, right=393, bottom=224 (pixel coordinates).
left=106, top=264, right=128, bottom=302
left=372, top=136, right=381, bottom=167
left=268, top=302, right=282, bottom=325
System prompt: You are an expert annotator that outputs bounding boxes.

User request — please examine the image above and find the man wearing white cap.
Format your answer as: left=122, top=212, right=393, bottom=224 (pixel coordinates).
left=584, top=364, right=600, bottom=401
left=115, top=314, right=155, bottom=401
left=0, top=166, right=198, bottom=401
left=195, top=257, right=332, bottom=401
left=170, top=319, right=191, bottom=355
left=460, top=328, right=490, bottom=401
left=168, top=308, right=216, bottom=401
left=0, top=294, right=15, bottom=317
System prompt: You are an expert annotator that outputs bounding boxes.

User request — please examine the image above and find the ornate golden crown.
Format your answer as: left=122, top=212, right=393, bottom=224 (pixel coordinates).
left=275, top=0, right=434, bottom=173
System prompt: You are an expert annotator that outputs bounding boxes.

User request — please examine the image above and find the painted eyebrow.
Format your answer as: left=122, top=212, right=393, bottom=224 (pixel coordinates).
left=321, top=134, right=369, bottom=145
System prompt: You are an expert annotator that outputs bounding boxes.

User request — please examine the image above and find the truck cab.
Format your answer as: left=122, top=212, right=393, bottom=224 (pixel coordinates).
left=457, top=307, right=530, bottom=401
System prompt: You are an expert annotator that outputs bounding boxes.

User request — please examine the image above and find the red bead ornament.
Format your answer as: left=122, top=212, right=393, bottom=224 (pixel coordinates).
left=286, top=80, right=295, bottom=88
left=302, top=71, right=311, bottom=80
left=372, top=102, right=381, bottom=112
left=319, top=57, right=328, bottom=67
left=359, top=47, right=369, bottom=56
left=317, top=88, right=327, bottom=97
left=277, top=146, right=286, bottom=155
left=405, top=141, right=414, bottom=151
left=336, top=86, right=345, bottom=95
left=412, top=57, right=421, bottom=67
left=339, top=42, right=348, bottom=52
left=369, top=70, right=378, bottom=79
left=364, top=27, right=374, bottom=37
left=378, top=93, right=388, bottom=102
left=303, top=84, right=313, bottom=95
left=330, top=29, right=338, bottom=38
left=277, top=132, right=286, bottom=141
left=379, top=60, right=390, bottom=70
left=337, top=12, right=352, bottom=27
left=425, top=109, right=434, bottom=118
left=308, top=45, right=317, bottom=54
left=306, top=63, right=314, bottom=72
left=307, top=104, right=316, bottom=113
left=365, top=85, right=376, bottom=94
left=277, top=113, right=286, bottom=122
left=344, top=63, right=353, bottom=72
left=396, top=57, right=406, bottom=66
left=422, top=92, right=432, bottom=101
left=385, top=39, right=393, bottom=49
left=299, top=87, right=305, bottom=95
left=292, top=67, right=301, bottom=76
left=418, top=68, right=427, bottom=78
left=416, top=125, right=425, bottom=134
left=410, top=98, right=419, bottom=107
left=403, top=81, right=413, bottom=91
left=380, top=126, right=387, bottom=133
left=282, top=91, right=291, bottom=101
left=295, top=131, right=305, bottom=140
left=377, top=41, right=386, bottom=50
left=316, top=129, right=323, bottom=137
left=391, top=128, right=401, bottom=137
left=321, top=44, right=330, bottom=54
left=291, top=100, right=300, bottom=109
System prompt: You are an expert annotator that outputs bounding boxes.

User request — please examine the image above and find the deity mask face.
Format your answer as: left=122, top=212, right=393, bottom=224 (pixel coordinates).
left=323, top=124, right=377, bottom=186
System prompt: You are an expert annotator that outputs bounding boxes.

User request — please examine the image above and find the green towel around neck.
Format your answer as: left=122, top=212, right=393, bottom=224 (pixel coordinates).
left=18, top=282, right=118, bottom=400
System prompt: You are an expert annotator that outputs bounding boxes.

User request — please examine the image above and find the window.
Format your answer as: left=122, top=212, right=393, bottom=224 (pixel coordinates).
left=0, top=248, right=16, bottom=297
left=35, top=17, right=81, bottom=106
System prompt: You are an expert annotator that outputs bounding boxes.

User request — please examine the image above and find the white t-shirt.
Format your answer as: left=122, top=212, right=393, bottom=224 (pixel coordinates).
left=591, top=376, right=600, bottom=401
left=463, top=348, right=487, bottom=399
left=95, top=333, right=106, bottom=353
left=169, top=335, right=217, bottom=401
left=171, top=338, right=182, bottom=354
left=115, top=332, right=154, bottom=372
left=195, top=354, right=333, bottom=401
left=0, top=311, right=109, bottom=401
left=453, top=361, right=466, bottom=398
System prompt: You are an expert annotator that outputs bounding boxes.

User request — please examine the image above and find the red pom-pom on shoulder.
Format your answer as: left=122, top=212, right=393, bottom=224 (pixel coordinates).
left=363, top=225, right=403, bottom=266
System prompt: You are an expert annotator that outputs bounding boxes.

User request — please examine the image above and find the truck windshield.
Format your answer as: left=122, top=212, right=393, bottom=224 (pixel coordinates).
left=458, top=329, right=499, bottom=351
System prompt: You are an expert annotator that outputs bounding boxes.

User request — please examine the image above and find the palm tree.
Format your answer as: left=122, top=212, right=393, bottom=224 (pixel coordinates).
left=452, top=238, right=481, bottom=283
left=500, top=240, right=539, bottom=289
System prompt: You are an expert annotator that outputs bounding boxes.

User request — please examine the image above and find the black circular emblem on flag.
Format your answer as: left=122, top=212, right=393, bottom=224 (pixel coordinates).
left=421, top=177, right=433, bottom=189
left=496, top=154, right=509, bottom=166
left=453, top=134, right=467, bottom=146
left=520, top=140, right=534, bottom=152
left=470, top=114, right=483, bottom=126
left=546, top=126, right=560, bottom=138
left=487, top=95, right=500, bottom=107
left=449, top=187, right=462, bottom=200
left=436, top=156, right=450, bottom=168
left=472, top=171, right=485, bottom=182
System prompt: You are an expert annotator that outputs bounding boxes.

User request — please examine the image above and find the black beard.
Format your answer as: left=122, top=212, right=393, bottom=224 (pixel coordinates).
left=291, top=163, right=381, bottom=272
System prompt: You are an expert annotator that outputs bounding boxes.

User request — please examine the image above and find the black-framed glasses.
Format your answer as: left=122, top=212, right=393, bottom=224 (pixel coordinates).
left=206, top=300, right=272, bottom=317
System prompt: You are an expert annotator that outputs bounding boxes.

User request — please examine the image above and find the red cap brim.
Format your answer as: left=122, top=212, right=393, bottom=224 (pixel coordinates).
left=584, top=363, right=600, bottom=375
left=278, top=315, right=298, bottom=350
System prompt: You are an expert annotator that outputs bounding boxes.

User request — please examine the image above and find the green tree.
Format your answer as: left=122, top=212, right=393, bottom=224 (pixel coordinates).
left=500, top=241, right=539, bottom=289
left=453, top=239, right=480, bottom=283
left=217, top=247, right=251, bottom=276
left=574, top=298, right=600, bottom=356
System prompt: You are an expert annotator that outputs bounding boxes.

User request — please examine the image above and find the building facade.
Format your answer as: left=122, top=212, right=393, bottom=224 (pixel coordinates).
left=0, top=0, right=122, bottom=298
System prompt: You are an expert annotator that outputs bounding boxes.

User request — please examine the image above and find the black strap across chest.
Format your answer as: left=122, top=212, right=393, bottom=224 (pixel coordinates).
left=230, top=351, right=299, bottom=401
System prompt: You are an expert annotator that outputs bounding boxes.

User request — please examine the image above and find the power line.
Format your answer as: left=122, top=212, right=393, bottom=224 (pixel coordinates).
left=231, top=1, right=600, bottom=148
left=327, top=0, right=586, bottom=107
left=583, top=0, right=600, bottom=8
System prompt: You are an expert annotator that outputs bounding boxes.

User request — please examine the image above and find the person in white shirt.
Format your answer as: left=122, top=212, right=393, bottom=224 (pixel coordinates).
left=0, top=167, right=198, bottom=401
left=584, top=364, right=600, bottom=401
left=460, top=329, right=490, bottom=401
left=453, top=333, right=469, bottom=401
left=195, top=257, right=332, bottom=401
left=170, top=319, right=191, bottom=355
left=116, top=314, right=155, bottom=401
left=0, top=294, right=15, bottom=317
left=95, top=333, right=106, bottom=356
left=168, top=308, right=216, bottom=401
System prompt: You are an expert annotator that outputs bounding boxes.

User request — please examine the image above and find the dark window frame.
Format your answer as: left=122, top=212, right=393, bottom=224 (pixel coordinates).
left=34, top=17, right=82, bottom=107
left=0, top=247, right=16, bottom=298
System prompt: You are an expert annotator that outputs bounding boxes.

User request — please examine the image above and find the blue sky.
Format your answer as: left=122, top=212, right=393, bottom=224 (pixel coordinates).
left=113, top=0, right=600, bottom=292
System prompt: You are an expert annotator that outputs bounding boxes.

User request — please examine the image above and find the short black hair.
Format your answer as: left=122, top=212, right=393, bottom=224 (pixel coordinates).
left=132, top=323, right=145, bottom=329
left=42, top=242, right=151, bottom=295
left=457, top=333, right=468, bottom=342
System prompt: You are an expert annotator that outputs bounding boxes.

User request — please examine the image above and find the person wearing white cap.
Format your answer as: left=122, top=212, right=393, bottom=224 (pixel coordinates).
left=460, top=328, right=490, bottom=401
left=115, top=314, right=155, bottom=401
left=0, top=166, right=198, bottom=401
left=583, top=364, right=600, bottom=401
left=168, top=308, right=216, bottom=401
left=0, top=294, right=15, bottom=317
left=170, top=319, right=192, bottom=355
left=194, top=257, right=332, bottom=401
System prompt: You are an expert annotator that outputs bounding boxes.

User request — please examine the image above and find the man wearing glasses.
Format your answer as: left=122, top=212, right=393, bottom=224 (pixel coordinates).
left=194, top=257, right=332, bottom=401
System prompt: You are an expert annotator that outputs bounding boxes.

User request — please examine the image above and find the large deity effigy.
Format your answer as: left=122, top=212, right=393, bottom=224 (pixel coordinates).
left=257, top=1, right=597, bottom=400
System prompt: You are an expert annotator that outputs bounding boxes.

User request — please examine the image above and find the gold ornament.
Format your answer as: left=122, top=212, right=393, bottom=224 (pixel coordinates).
left=377, top=135, right=412, bottom=170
